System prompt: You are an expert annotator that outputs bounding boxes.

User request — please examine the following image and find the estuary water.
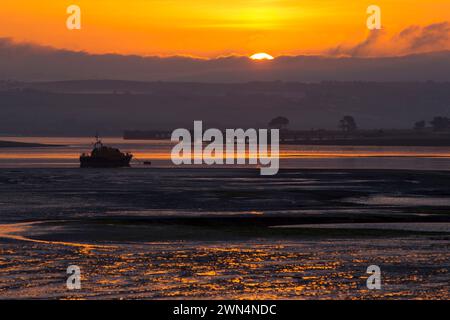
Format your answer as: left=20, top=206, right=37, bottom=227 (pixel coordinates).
left=0, top=136, right=450, bottom=170
left=0, top=137, right=449, bottom=299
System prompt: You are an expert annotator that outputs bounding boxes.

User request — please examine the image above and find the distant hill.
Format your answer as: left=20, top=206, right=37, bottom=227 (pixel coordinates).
left=0, top=80, right=449, bottom=136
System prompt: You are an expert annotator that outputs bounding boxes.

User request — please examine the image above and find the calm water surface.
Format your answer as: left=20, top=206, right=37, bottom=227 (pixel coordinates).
left=1, top=136, right=450, bottom=170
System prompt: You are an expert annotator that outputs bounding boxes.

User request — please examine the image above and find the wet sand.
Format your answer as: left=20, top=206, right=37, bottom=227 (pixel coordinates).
left=0, top=233, right=448, bottom=300
left=0, top=168, right=449, bottom=299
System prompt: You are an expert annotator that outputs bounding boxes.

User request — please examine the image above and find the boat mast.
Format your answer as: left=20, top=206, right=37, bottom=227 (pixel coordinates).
left=94, top=131, right=103, bottom=149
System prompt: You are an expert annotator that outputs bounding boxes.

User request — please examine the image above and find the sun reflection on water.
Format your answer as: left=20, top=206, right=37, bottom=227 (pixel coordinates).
left=0, top=239, right=448, bottom=299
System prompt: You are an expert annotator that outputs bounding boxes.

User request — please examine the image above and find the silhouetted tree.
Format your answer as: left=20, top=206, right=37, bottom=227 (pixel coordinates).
left=269, top=116, right=289, bottom=129
left=430, top=117, right=450, bottom=132
left=339, top=116, right=357, bottom=132
left=414, top=120, right=426, bottom=131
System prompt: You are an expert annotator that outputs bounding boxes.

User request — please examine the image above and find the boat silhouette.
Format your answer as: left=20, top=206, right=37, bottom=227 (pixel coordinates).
left=80, top=136, right=132, bottom=168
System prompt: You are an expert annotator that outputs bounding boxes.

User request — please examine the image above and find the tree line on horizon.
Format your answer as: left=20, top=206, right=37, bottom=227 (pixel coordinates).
left=268, top=115, right=450, bottom=133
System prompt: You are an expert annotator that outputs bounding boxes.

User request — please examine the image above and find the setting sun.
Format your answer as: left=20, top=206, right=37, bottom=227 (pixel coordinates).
left=250, top=53, right=275, bottom=60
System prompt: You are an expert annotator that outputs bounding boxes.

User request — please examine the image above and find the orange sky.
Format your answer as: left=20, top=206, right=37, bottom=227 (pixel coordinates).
left=1, top=0, right=450, bottom=57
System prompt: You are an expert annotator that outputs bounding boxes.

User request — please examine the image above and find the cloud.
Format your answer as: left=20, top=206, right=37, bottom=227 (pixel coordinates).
left=1, top=37, right=450, bottom=82
left=328, top=22, right=450, bottom=57
left=0, top=37, right=65, bottom=55
left=327, top=30, right=384, bottom=57
left=400, top=22, right=450, bottom=51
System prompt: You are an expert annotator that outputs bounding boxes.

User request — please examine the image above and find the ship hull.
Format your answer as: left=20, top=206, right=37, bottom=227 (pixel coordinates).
left=80, top=155, right=132, bottom=168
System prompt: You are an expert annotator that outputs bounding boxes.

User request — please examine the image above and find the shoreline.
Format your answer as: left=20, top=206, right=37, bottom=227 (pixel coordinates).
left=1, top=219, right=449, bottom=245
left=280, top=139, right=450, bottom=147
left=0, top=140, right=65, bottom=148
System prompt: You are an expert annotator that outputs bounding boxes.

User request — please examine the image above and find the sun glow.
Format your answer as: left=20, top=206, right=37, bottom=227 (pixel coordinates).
left=1, top=1, right=450, bottom=57
left=250, top=53, right=274, bottom=60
